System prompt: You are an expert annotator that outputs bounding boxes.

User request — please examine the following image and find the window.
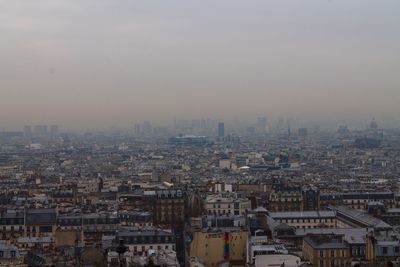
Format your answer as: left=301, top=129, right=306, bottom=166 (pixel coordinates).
left=320, top=250, right=324, bottom=257
left=10, top=251, right=15, bottom=258
left=320, top=260, right=324, bottom=267
left=331, top=250, right=334, bottom=257
left=395, top=247, right=399, bottom=254
left=0, top=251, right=3, bottom=258
left=382, top=247, right=388, bottom=255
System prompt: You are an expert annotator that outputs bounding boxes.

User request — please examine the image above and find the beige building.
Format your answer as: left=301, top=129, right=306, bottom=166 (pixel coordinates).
left=237, top=184, right=269, bottom=193
left=190, top=229, right=248, bottom=267
left=302, top=234, right=350, bottom=267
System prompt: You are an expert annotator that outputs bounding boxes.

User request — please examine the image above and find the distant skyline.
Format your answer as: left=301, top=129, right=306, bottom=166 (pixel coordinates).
left=1, top=0, right=400, bottom=130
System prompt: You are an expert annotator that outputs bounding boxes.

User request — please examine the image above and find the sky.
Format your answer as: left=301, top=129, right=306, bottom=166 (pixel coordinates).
left=1, top=0, right=400, bottom=130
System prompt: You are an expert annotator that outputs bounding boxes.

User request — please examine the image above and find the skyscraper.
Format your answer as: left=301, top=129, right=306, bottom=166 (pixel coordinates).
left=370, top=118, right=378, bottom=129
left=50, top=125, right=59, bottom=139
left=23, top=125, right=32, bottom=140
left=134, top=123, right=141, bottom=136
left=218, top=122, right=225, bottom=138
left=142, top=121, right=153, bottom=135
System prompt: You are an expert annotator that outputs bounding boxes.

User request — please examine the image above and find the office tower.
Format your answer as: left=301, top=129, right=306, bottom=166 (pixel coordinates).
left=200, top=119, right=206, bottom=130
left=142, top=121, right=152, bottom=135
left=50, top=125, right=59, bottom=136
left=218, top=122, right=225, bottom=138
left=33, top=125, right=48, bottom=136
left=277, top=118, right=284, bottom=131
left=134, top=123, right=141, bottom=136
left=23, top=125, right=32, bottom=139
left=370, top=118, right=378, bottom=129
left=50, top=125, right=59, bottom=140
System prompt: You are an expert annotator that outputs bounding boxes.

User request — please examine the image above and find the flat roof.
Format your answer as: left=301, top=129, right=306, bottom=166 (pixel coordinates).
left=296, top=228, right=366, bottom=244
left=255, top=254, right=301, bottom=267
left=270, top=211, right=335, bottom=219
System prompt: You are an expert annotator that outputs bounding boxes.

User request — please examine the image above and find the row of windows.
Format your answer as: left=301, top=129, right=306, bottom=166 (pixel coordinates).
left=207, top=210, right=242, bottom=216
left=1, top=226, right=23, bottom=231
left=120, top=235, right=174, bottom=244
left=156, top=199, right=184, bottom=203
left=57, top=218, right=119, bottom=225
left=279, top=218, right=334, bottom=223
left=118, top=215, right=151, bottom=220
left=0, top=219, right=24, bottom=225
left=132, top=245, right=174, bottom=251
left=319, top=249, right=345, bottom=257
left=319, top=259, right=345, bottom=267
left=352, top=247, right=365, bottom=256
left=381, top=246, right=400, bottom=255
left=0, top=250, right=16, bottom=258
left=299, top=225, right=335, bottom=229
left=270, top=198, right=301, bottom=202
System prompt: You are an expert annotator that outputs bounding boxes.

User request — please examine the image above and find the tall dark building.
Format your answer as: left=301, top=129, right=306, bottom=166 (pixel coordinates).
left=370, top=118, right=378, bottom=129
left=218, top=122, right=225, bottom=138
left=50, top=125, right=59, bottom=139
left=23, top=125, right=32, bottom=140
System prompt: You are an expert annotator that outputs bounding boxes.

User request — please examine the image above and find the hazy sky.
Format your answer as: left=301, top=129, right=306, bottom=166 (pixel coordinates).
left=1, top=0, right=399, bottom=129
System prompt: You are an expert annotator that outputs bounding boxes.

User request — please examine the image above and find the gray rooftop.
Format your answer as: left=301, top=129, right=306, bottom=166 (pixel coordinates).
left=270, top=211, right=336, bottom=219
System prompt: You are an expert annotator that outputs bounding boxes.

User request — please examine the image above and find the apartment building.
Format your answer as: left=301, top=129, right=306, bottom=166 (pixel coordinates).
left=117, top=229, right=176, bottom=255
left=205, top=194, right=251, bottom=216
left=303, top=234, right=350, bottom=267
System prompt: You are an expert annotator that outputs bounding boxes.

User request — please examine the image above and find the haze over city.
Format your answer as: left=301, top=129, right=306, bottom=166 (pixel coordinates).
left=1, top=0, right=400, bottom=130
left=4, top=1, right=400, bottom=267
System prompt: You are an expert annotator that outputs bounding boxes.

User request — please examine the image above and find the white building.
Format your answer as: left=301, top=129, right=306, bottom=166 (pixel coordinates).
left=205, top=194, right=252, bottom=216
